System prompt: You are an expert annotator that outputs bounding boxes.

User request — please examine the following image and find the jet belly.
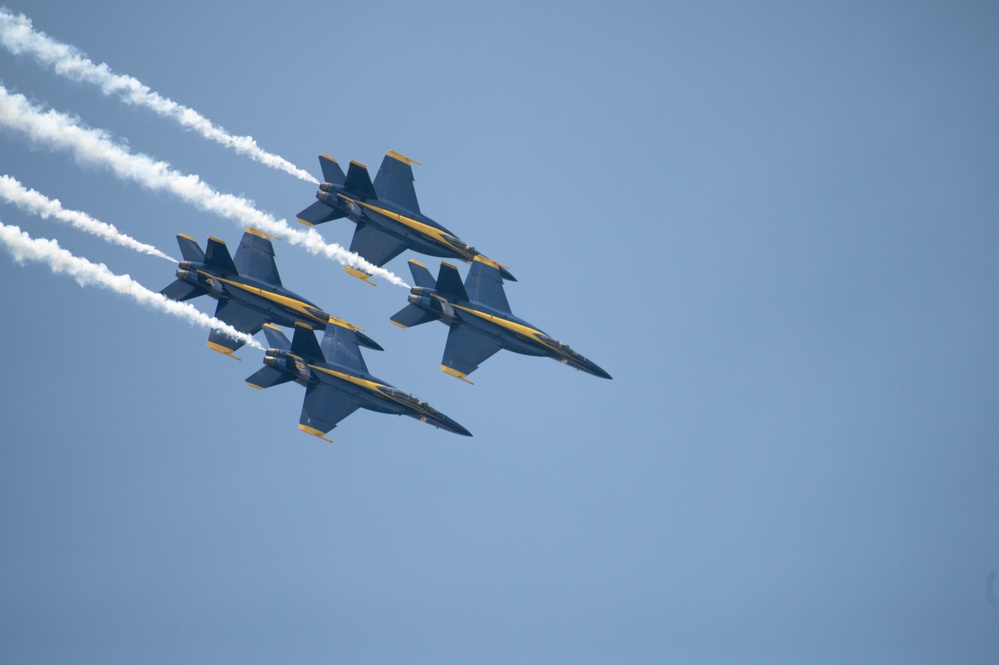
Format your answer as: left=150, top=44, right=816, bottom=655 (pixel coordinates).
left=217, top=276, right=328, bottom=330
left=309, top=364, right=406, bottom=416
left=452, top=305, right=549, bottom=358
left=354, top=200, right=470, bottom=261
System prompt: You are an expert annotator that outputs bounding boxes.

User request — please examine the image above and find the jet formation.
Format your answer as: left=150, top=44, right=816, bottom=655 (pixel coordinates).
left=167, top=151, right=610, bottom=441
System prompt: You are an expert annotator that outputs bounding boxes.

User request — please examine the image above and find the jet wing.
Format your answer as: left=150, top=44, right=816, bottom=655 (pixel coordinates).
left=207, top=299, right=268, bottom=355
left=299, top=383, right=361, bottom=439
left=349, top=223, right=408, bottom=269
left=233, top=228, right=282, bottom=287
left=464, top=259, right=511, bottom=313
left=297, top=200, right=346, bottom=227
left=373, top=151, right=421, bottom=214
left=441, top=324, right=503, bottom=381
left=320, top=325, right=369, bottom=374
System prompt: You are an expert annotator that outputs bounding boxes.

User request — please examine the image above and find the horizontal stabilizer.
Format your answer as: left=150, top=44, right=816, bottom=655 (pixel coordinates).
left=297, top=200, right=346, bottom=226
left=176, top=233, right=205, bottom=263
left=344, top=161, right=378, bottom=200
left=436, top=262, right=469, bottom=301
left=160, top=278, right=203, bottom=303
left=408, top=260, right=436, bottom=289
left=208, top=328, right=244, bottom=358
left=205, top=237, right=238, bottom=274
left=246, top=366, right=295, bottom=390
left=261, top=323, right=291, bottom=350
left=390, top=304, right=439, bottom=329
left=319, top=154, right=346, bottom=186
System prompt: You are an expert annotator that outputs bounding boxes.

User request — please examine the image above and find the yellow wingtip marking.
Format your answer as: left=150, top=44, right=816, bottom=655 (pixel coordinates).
left=293, top=321, right=314, bottom=331
left=344, top=266, right=376, bottom=286
left=409, top=259, right=427, bottom=269
left=441, top=261, right=459, bottom=271
left=207, top=342, right=241, bottom=360
left=390, top=320, right=408, bottom=329
left=327, top=315, right=362, bottom=331
left=320, top=153, right=338, bottom=163
left=299, top=424, right=333, bottom=442
left=177, top=233, right=197, bottom=242
left=473, top=254, right=509, bottom=270
left=246, top=382, right=264, bottom=390
left=441, top=365, right=474, bottom=385
left=207, top=236, right=226, bottom=245
left=262, top=323, right=281, bottom=331
left=296, top=217, right=314, bottom=227
left=349, top=159, right=368, bottom=170
left=246, top=227, right=281, bottom=241
left=386, top=150, right=421, bottom=166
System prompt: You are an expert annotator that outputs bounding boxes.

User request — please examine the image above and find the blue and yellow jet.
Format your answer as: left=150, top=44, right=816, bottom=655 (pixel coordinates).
left=390, top=257, right=612, bottom=383
left=159, top=228, right=380, bottom=358
left=245, top=322, right=472, bottom=441
left=296, top=151, right=516, bottom=284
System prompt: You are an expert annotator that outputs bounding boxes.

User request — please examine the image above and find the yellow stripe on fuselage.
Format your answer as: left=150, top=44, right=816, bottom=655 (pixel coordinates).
left=309, top=365, right=383, bottom=393
left=308, top=365, right=434, bottom=414
left=200, top=272, right=326, bottom=324
left=451, top=304, right=567, bottom=357
left=338, top=195, right=470, bottom=259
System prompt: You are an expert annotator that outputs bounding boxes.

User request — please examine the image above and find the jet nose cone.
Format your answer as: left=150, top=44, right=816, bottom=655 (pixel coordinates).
left=437, top=415, right=472, bottom=437
left=579, top=359, right=612, bottom=380
left=590, top=365, right=613, bottom=380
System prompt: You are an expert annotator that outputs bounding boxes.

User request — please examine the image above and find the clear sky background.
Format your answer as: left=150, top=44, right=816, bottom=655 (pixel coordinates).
left=1, top=1, right=998, bottom=663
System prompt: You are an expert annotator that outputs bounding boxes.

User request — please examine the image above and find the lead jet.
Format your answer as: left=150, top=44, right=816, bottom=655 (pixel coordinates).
left=246, top=322, right=472, bottom=441
left=296, top=151, right=516, bottom=284
left=390, top=257, right=612, bottom=382
left=160, top=228, right=380, bottom=358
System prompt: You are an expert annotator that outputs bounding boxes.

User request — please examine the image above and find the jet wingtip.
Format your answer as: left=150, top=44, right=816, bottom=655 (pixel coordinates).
left=299, top=424, right=333, bottom=443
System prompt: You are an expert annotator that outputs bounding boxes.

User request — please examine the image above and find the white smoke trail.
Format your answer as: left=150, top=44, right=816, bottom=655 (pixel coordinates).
left=0, top=220, right=264, bottom=350
left=0, top=174, right=176, bottom=261
left=0, top=87, right=410, bottom=287
left=0, top=8, right=318, bottom=184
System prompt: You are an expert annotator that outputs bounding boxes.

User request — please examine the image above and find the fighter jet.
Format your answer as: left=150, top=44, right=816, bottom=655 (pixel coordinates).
left=159, top=228, right=380, bottom=358
left=245, top=322, right=472, bottom=441
left=390, top=257, right=611, bottom=383
left=296, top=151, right=516, bottom=285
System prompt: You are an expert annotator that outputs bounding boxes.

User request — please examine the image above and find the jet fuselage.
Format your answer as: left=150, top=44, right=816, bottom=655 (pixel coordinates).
left=262, top=346, right=471, bottom=436
left=406, top=286, right=611, bottom=378
left=174, top=261, right=331, bottom=330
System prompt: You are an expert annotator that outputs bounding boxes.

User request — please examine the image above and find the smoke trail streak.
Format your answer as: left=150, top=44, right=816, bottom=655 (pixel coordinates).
left=0, top=8, right=318, bottom=184
left=0, top=220, right=263, bottom=350
left=0, top=87, right=410, bottom=287
left=0, top=174, right=176, bottom=261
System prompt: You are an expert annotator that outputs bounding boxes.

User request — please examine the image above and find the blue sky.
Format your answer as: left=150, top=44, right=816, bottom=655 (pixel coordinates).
left=1, top=1, right=998, bottom=662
